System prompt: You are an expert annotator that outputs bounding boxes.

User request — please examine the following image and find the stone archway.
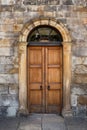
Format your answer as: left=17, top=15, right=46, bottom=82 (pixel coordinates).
left=18, top=18, right=72, bottom=116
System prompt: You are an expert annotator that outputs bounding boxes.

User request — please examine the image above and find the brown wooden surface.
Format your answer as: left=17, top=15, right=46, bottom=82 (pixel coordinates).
left=28, top=46, right=62, bottom=113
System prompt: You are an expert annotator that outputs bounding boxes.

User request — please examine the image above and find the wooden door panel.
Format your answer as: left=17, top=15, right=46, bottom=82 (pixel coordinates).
left=30, top=90, right=42, bottom=105
left=46, top=106, right=61, bottom=113
left=28, top=47, right=44, bottom=113
left=48, top=47, right=62, bottom=65
left=46, top=47, right=62, bottom=113
left=29, top=48, right=42, bottom=65
left=48, top=90, right=61, bottom=105
left=48, top=84, right=62, bottom=90
left=29, top=68, right=42, bottom=83
left=30, top=83, right=42, bottom=90
left=48, top=68, right=61, bottom=83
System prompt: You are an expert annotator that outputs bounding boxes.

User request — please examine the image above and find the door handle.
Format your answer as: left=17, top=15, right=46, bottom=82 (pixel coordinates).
left=40, top=85, right=43, bottom=90
left=47, top=85, right=50, bottom=90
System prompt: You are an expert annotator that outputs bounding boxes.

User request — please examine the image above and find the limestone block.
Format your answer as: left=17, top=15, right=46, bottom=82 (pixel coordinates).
left=71, top=87, right=85, bottom=95
left=0, top=64, right=14, bottom=74
left=0, top=39, right=13, bottom=47
left=44, top=5, right=57, bottom=12
left=23, top=0, right=60, bottom=5
left=13, top=5, right=26, bottom=12
left=84, top=58, right=87, bottom=64
left=27, top=5, right=39, bottom=11
left=0, top=57, right=14, bottom=64
left=71, top=26, right=86, bottom=42
left=13, top=24, right=23, bottom=32
left=0, top=74, right=18, bottom=84
left=71, top=94, right=77, bottom=107
left=72, top=56, right=87, bottom=66
left=7, top=106, right=18, bottom=117
left=78, top=96, right=87, bottom=105
left=72, top=0, right=87, bottom=6
left=0, top=85, right=8, bottom=94
left=44, top=12, right=55, bottom=17
left=0, top=84, right=18, bottom=95
left=73, top=47, right=87, bottom=56
left=16, top=18, right=24, bottom=24
left=0, top=95, right=3, bottom=106
left=0, top=24, right=13, bottom=32
left=0, top=65, right=6, bottom=73
left=82, top=18, right=87, bottom=24
left=14, top=12, right=24, bottom=18
left=1, top=18, right=15, bottom=25
left=0, top=32, right=18, bottom=39
left=0, top=5, right=13, bottom=12
left=2, top=94, right=18, bottom=107
left=74, top=74, right=87, bottom=83
left=9, top=85, right=18, bottom=94
left=74, top=65, right=87, bottom=74
left=0, top=47, right=13, bottom=56
left=62, top=0, right=73, bottom=5
left=56, top=12, right=63, bottom=18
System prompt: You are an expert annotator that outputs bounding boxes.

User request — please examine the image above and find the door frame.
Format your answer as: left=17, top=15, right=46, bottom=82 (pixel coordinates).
left=18, top=18, right=72, bottom=117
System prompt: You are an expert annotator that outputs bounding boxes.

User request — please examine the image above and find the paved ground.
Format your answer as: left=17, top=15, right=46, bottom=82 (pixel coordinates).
left=65, top=117, right=87, bottom=130
left=0, top=114, right=87, bottom=130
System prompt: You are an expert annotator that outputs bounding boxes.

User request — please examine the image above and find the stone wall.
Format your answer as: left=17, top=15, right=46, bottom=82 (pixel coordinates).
left=0, top=0, right=87, bottom=117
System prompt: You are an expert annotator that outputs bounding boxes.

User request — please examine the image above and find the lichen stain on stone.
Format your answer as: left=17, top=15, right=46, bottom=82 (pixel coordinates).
left=75, top=65, right=87, bottom=74
left=78, top=96, right=87, bottom=105
left=74, top=7, right=87, bottom=12
left=74, top=74, right=87, bottom=83
left=37, top=6, right=45, bottom=16
left=13, top=24, right=19, bottom=32
left=9, top=68, right=19, bottom=74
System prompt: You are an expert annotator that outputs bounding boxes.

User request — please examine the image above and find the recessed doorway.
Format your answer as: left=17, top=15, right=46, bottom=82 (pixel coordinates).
left=27, top=26, right=63, bottom=114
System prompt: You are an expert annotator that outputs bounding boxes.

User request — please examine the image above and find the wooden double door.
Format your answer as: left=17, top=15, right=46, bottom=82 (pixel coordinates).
left=28, top=46, right=63, bottom=114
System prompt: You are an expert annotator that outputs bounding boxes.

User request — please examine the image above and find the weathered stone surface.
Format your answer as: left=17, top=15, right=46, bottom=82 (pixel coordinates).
left=0, top=0, right=15, bottom=5
left=0, top=24, right=13, bottom=32
left=0, top=57, right=13, bottom=64
left=0, top=56, right=17, bottom=64
left=62, top=0, right=73, bottom=5
left=23, top=0, right=60, bottom=5
left=0, top=47, right=14, bottom=56
left=73, top=74, right=87, bottom=83
left=0, top=74, right=18, bottom=84
left=72, top=0, right=87, bottom=6
left=0, top=0, right=87, bottom=117
left=9, top=84, right=18, bottom=94
left=74, top=65, right=87, bottom=74
left=1, top=94, right=18, bottom=107
left=71, top=87, right=86, bottom=95
left=7, top=106, right=18, bottom=117
left=78, top=96, right=87, bottom=105
left=73, top=47, right=87, bottom=57
left=72, top=56, right=87, bottom=66
left=0, top=85, right=8, bottom=94
left=71, top=85, right=87, bottom=108
left=13, top=24, right=23, bottom=32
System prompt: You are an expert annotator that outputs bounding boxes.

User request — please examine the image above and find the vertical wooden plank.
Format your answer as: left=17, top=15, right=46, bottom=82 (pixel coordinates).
left=28, top=47, right=44, bottom=113
left=46, top=46, right=63, bottom=114
left=45, top=47, right=48, bottom=112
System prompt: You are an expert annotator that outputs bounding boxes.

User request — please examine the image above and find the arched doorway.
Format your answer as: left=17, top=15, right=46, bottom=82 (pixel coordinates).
left=27, top=25, right=63, bottom=113
left=18, top=18, right=72, bottom=116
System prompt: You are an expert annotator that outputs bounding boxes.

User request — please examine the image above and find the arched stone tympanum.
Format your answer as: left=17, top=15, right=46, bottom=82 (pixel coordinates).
left=18, top=18, right=72, bottom=116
